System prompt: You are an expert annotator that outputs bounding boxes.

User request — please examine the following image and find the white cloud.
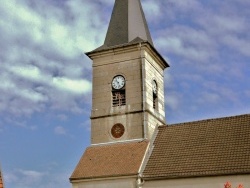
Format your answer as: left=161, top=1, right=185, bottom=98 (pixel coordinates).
left=198, top=92, right=221, bottom=105
left=201, top=81, right=243, bottom=106
left=215, top=15, right=246, bottom=33
left=197, top=13, right=247, bottom=35
left=99, top=0, right=115, bottom=6
left=155, top=24, right=218, bottom=63
left=143, top=0, right=161, bottom=22
left=167, top=0, right=201, bottom=10
left=80, top=119, right=91, bottom=131
left=19, top=89, right=47, bottom=103
left=5, top=169, right=45, bottom=187
left=5, top=168, right=71, bottom=188
left=52, top=77, right=92, bottom=95
left=57, top=114, right=68, bottom=121
left=54, top=126, right=67, bottom=135
left=222, top=35, right=250, bottom=57
left=19, top=169, right=44, bottom=180
left=0, top=75, right=16, bottom=91
left=165, top=92, right=181, bottom=111
left=8, top=65, right=44, bottom=82
left=156, top=35, right=212, bottom=62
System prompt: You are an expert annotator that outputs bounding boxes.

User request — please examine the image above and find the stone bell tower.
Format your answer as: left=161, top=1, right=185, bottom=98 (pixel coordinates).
left=87, top=0, right=169, bottom=144
left=70, top=0, right=169, bottom=186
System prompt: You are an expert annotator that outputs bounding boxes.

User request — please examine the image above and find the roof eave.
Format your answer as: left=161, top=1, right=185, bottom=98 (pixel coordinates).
left=85, top=41, right=169, bottom=69
left=70, top=173, right=139, bottom=183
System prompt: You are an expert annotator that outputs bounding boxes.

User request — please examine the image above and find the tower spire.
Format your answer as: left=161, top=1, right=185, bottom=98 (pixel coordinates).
left=104, top=0, right=153, bottom=48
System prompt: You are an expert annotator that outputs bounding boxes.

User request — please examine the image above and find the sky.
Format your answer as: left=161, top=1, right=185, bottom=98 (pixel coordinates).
left=0, top=0, right=249, bottom=187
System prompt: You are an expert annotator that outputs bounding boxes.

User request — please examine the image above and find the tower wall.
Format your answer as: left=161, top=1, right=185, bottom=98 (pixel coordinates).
left=90, top=45, right=144, bottom=144
left=141, top=47, right=166, bottom=138
left=89, top=43, right=167, bottom=144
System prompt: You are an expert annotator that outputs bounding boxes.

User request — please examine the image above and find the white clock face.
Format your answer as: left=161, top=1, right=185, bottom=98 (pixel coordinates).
left=112, top=75, right=125, bottom=89
left=153, top=80, right=157, bottom=94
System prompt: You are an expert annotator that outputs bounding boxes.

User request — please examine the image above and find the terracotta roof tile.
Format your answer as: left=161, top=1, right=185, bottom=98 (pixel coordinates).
left=143, top=114, right=250, bottom=179
left=70, top=140, right=148, bottom=181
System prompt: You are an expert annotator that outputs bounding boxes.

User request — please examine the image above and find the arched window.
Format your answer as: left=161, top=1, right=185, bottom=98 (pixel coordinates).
left=111, top=75, right=126, bottom=107
left=152, top=80, right=158, bottom=110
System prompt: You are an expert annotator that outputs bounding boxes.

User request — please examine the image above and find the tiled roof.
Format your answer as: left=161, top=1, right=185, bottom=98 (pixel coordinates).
left=70, top=140, right=148, bottom=181
left=0, top=169, right=4, bottom=188
left=143, top=114, right=250, bottom=179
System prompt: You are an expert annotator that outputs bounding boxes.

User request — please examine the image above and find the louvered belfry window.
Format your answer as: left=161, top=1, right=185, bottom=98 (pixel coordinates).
left=112, top=90, right=126, bottom=107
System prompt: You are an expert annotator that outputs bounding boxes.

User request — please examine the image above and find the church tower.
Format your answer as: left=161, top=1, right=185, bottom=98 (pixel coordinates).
left=88, top=0, right=169, bottom=144
left=70, top=0, right=169, bottom=186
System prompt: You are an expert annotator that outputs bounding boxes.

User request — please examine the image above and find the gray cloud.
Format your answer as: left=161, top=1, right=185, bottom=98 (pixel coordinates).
left=0, top=0, right=105, bottom=118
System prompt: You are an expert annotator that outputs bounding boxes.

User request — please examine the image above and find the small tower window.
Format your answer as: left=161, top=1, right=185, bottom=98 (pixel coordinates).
left=152, top=80, right=158, bottom=110
left=111, top=75, right=126, bottom=107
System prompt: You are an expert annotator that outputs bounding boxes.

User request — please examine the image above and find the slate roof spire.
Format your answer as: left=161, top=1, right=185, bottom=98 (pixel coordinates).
left=104, top=0, right=153, bottom=48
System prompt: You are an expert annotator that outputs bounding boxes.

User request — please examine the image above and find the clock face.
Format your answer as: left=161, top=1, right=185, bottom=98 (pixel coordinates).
left=153, top=80, right=157, bottom=94
left=112, top=75, right=125, bottom=90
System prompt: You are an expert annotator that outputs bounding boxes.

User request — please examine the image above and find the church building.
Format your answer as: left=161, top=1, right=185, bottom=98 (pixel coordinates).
left=70, top=0, right=250, bottom=187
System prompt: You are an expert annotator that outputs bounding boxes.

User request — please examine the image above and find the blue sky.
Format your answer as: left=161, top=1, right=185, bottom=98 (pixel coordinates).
left=0, top=0, right=249, bottom=187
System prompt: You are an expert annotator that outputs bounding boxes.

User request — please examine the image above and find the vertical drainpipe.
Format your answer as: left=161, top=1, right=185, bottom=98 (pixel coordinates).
left=139, top=43, right=147, bottom=139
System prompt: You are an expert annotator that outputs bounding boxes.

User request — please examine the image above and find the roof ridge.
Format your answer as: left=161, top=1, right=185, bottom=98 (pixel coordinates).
left=168, top=113, right=250, bottom=127
left=144, top=169, right=250, bottom=179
